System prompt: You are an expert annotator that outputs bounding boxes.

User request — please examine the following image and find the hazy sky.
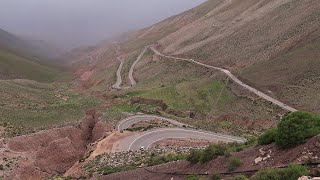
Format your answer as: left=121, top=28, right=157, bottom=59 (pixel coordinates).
left=0, top=0, right=205, bottom=49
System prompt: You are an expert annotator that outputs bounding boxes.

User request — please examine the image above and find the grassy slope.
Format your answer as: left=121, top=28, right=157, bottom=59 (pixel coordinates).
left=0, top=49, right=67, bottom=81
left=0, top=29, right=68, bottom=81
left=0, top=80, right=102, bottom=137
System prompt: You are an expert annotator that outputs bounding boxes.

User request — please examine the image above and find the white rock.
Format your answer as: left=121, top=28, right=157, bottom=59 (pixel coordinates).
left=262, top=155, right=271, bottom=161
left=254, top=157, right=263, bottom=164
left=298, top=176, right=310, bottom=180
left=259, top=148, right=266, bottom=156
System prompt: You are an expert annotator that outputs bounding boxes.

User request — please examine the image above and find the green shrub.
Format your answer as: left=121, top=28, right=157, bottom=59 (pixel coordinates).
left=186, top=144, right=229, bottom=163
left=187, top=150, right=203, bottom=163
left=276, top=112, right=320, bottom=149
left=186, top=174, right=201, bottom=180
left=147, top=153, right=187, bottom=166
left=233, top=175, right=248, bottom=180
left=211, top=173, right=221, bottom=180
left=258, top=128, right=277, bottom=145
left=200, top=144, right=227, bottom=163
left=252, top=164, right=309, bottom=180
left=187, top=141, right=257, bottom=164
left=227, top=157, right=242, bottom=172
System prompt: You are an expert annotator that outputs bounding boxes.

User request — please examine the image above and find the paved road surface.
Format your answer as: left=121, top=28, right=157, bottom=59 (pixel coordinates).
left=117, top=115, right=188, bottom=131
left=150, top=46, right=297, bottom=112
left=127, top=128, right=246, bottom=151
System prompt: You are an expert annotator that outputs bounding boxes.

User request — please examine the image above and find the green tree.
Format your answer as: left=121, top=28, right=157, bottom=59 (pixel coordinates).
left=276, top=112, right=320, bottom=149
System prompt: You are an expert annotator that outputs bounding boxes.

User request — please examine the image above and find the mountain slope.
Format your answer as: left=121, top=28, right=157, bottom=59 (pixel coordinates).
left=123, top=0, right=320, bottom=113
left=0, top=28, right=66, bottom=81
left=69, top=0, right=320, bottom=137
left=158, top=0, right=319, bottom=67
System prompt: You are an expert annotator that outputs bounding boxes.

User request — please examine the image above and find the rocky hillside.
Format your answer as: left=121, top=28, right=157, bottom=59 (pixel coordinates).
left=99, top=135, right=320, bottom=180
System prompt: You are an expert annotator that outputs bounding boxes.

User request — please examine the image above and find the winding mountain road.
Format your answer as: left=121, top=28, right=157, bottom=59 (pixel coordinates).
left=112, top=45, right=149, bottom=89
left=150, top=46, right=297, bottom=112
left=126, top=128, right=246, bottom=151
left=116, top=115, right=245, bottom=151
left=117, top=115, right=188, bottom=131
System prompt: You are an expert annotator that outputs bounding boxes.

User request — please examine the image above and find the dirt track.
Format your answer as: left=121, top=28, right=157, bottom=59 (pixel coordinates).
left=150, top=46, right=297, bottom=112
left=112, top=45, right=149, bottom=89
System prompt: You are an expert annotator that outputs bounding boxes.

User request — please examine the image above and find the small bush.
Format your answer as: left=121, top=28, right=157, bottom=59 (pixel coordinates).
left=187, top=144, right=229, bottom=163
left=232, top=175, right=248, bottom=180
left=258, top=128, right=277, bottom=145
left=186, top=141, right=257, bottom=164
left=211, top=173, right=221, bottom=180
left=147, top=153, right=187, bottom=166
left=200, top=144, right=227, bottom=163
left=186, top=174, right=201, bottom=180
left=187, top=150, right=203, bottom=163
left=252, top=164, right=309, bottom=180
left=276, top=112, right=320, bottom=149
left=227, top=157, right=242, bottom=172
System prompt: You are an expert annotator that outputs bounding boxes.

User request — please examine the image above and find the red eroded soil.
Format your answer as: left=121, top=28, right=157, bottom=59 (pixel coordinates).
left=2, top=110, right=110, bottom=180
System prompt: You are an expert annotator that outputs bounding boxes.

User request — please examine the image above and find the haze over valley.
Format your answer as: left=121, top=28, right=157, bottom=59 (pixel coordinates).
left=0, top=0, right=320, bottom=179
left=0, top=0, right=205, bottom=49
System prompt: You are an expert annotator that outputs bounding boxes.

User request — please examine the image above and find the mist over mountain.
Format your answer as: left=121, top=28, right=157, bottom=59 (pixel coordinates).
left=0, top=0, right=205, bottom=49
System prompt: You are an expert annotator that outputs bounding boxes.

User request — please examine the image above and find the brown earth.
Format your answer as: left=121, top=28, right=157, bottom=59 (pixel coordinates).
left=98, top=135, right=320, bottom=180
left=2, top=110, right=110, bottom=180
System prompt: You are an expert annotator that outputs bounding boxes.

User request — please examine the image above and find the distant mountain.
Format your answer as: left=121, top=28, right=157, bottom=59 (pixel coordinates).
left=0, top=28, right=66, bottom=81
